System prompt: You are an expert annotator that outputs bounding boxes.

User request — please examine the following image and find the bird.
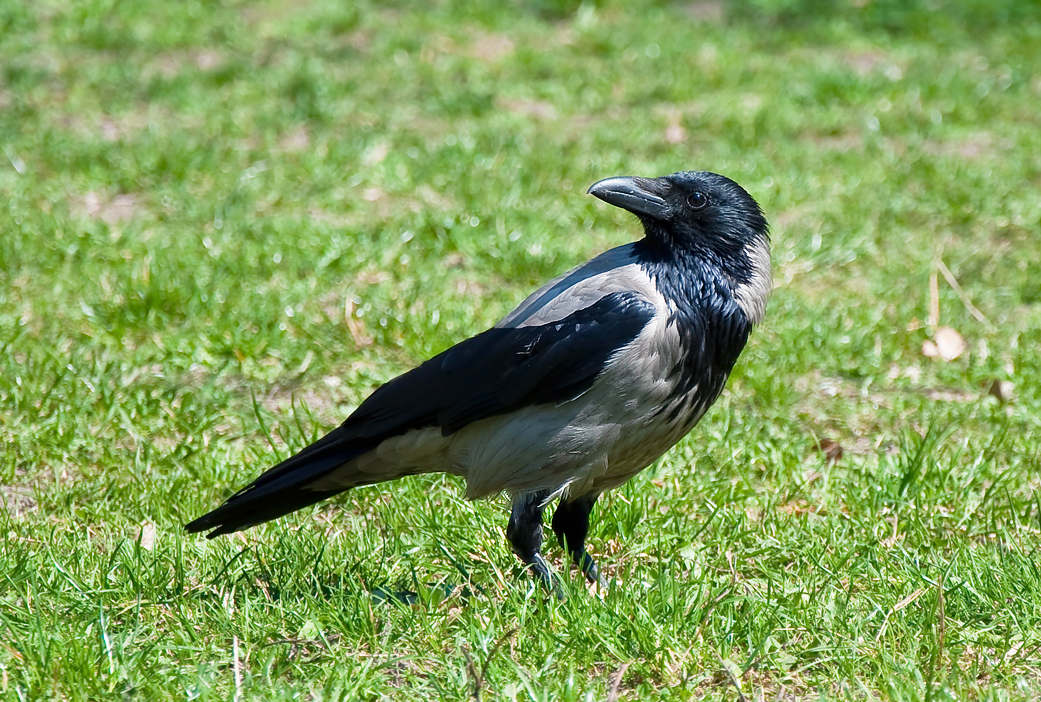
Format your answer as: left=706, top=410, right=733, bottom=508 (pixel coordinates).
left=186, top=170, right=771, bottom=591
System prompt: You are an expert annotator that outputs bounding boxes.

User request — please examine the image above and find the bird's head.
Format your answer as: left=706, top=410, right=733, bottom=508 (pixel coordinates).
left=588, top=171, right=772, bottom=324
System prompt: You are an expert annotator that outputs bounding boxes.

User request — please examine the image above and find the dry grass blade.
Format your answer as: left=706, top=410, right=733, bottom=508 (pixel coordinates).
left=232, top=635, right=242, bottom=702
left=606, top=661, right=631, bottom=702
left=712, top=648, right=749, bottom=702
left=937, top=258, right=989, bottom=326
left=461, top=646, right=480, bottom=701
left=463, top=627, right=518, bottom=701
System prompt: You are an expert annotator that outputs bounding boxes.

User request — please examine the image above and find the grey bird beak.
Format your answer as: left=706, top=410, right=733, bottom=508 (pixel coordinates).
left=587, top=176, right=669, bottom=219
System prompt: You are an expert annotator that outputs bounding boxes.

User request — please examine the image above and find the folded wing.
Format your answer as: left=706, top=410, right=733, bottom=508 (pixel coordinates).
left=185, top=291, right=657, bottom=537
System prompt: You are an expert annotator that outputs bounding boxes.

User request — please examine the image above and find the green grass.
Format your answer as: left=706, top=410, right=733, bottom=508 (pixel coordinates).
left=3, top=0, right=1041, bottom=698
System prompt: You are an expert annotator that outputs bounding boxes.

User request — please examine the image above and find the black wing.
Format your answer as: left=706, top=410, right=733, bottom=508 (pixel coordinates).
left=186, top=291, right=656, bottom=536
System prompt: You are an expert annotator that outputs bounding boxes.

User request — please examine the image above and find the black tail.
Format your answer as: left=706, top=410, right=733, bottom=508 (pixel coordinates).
left=185, top=429, right=372, bottom=538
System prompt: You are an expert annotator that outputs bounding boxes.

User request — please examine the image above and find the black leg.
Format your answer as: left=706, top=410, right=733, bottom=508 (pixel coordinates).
left=506, top=491, right=557, bottom=591
left=551, top=494, right=604, bottom=586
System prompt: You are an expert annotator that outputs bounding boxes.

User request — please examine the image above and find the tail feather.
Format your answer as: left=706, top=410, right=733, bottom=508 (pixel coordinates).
left=185, top=431, right=372, bottom=537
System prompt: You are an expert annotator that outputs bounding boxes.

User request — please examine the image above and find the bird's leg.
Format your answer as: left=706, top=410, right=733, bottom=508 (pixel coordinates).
left=551, top=495, right=605, bottom=586
left=506, top=491, right=557, bottom=591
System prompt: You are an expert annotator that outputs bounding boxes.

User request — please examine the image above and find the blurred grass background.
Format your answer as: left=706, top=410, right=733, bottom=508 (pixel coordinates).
left=1, top=0, right=1040, bottom=699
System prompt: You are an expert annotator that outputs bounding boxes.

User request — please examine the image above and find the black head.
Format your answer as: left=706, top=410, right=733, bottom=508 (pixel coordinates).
left=588, top=171, right=768, bottom=254
left=587, top=170, right=772, bottom=323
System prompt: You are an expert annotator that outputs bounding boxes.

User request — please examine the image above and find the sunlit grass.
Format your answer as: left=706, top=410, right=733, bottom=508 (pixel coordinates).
left=2, top=0, right=1040, bottom=699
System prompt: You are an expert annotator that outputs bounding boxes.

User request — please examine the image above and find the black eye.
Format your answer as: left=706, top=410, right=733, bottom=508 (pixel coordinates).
left=687, top=191, right=709, bottom=210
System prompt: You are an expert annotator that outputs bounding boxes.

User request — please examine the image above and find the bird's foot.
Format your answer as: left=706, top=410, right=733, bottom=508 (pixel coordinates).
left=523, top=552, right=564, bottom=600
left=578, top=552, right=608, bottom=590
left=508, top=491, right=567, bottom=597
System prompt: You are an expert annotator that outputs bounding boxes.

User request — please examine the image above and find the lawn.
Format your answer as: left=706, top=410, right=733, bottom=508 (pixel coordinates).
left=2, top=0, right=1041, bottom=699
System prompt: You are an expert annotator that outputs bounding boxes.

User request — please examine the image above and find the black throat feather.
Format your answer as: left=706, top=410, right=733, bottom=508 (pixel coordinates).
left=632, top=236, right=753, bottom=422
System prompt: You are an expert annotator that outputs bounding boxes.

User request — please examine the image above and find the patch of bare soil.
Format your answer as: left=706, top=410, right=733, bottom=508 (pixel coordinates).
left=494, top=96, right=557, bottom=120
left=71, top=191, right=145, bottom=226
left=0, top=485, right=36, bottom=518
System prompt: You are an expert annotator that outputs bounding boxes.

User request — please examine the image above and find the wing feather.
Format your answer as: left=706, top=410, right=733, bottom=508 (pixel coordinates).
left=185, top=290, right=657, bottom=536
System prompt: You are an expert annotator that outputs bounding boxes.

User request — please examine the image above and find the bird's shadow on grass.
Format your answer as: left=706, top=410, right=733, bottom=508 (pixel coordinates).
left=189, top=539, right=593, bottom=608
left=196, top=544, right=486, bottom=607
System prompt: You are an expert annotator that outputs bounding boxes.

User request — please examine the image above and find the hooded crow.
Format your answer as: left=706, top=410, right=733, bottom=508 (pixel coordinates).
left=186, top=171, right=771, bottom=589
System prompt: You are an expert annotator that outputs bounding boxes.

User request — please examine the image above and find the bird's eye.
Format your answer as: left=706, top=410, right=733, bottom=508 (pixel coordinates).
left=687, top=191, right=709, bottom=210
